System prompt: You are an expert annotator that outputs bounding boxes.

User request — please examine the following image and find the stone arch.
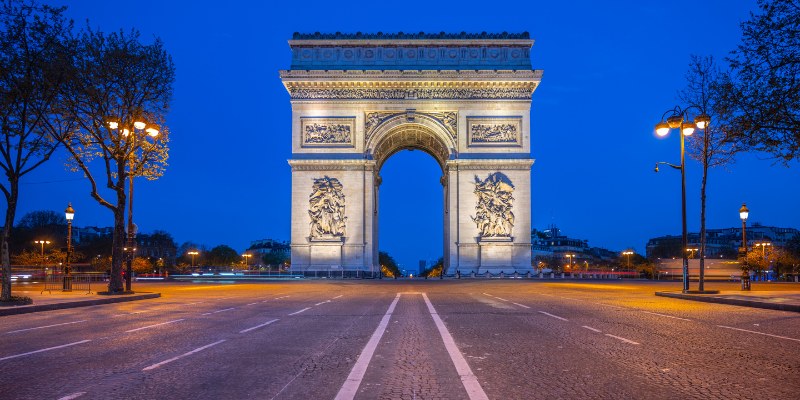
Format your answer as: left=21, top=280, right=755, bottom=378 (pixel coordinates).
left=366, top=113, right=457, bottom=171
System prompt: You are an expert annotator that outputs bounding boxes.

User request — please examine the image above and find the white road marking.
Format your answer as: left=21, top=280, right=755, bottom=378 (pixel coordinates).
left=582, top=325, right=602, bottom=333
left=142, top=340, right=226, bottom=371
left=538, top=311, right=568, bottom=321
left=495, top=296, right=509, bottom=302
left=0, top=339, right=91, bottom=361
left=423, top=293, right=489, bottom=400
left=641, top=311, right=691, bottom=321
left=605, top=334, right=640, bottom=345
left=5, top=320, right=86, bottom=334
left=240, top=319, right=279, bottom=334
left=112, top=311, right=144, bottom=317
left=315, top=300, right=331, bottom=306
left=247, top=302, right=259, bottom=306
left=335, top=294, right=401, bottom=400
left=185, top=302, right=204, bottom=306
left=332, top=295, right=343, bottom=299
left=289, top=307, right=310, bottom=316
left=718, top=325, right=800, bottom=343
left=125, top=319, right=184, bottom=333
left=201, top=307, right=235, bottom=316
left=512, top=302, right=531, bottom=309
left=57, top=392, right=86, bottom=400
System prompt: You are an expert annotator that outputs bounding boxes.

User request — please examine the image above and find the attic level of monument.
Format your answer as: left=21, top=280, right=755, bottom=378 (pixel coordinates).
left=288, top=31, right=536, bottom=71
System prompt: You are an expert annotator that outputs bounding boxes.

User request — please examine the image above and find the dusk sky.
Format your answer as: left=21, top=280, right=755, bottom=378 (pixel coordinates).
left=11, top=0, right=799, bottom=272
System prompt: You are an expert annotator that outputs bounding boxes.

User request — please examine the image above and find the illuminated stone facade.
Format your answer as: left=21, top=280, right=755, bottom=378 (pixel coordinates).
left=282, top=32, right=541, bottom=274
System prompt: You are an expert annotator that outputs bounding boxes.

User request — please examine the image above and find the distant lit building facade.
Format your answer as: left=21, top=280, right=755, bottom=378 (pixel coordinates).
left=247, top=239, right=290, bottom=266
left=532, top=225, right=620, bottom=270
left=72, top=226, right=113, bottom=244
left=646, top=224, right=799, bottom=259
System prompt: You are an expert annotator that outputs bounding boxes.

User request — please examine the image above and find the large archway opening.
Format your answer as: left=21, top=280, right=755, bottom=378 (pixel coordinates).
left=378, top=149, right=443, bottom=276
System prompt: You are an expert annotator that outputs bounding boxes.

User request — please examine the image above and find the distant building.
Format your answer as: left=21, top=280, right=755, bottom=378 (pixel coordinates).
left=646, top=223, right=800, bottom=259
left=136, top=233, right=178, bottom=267
left=72, top=226, right=113, bottom=244
left=247, top=239, right=290, bottom=266
left=532, top=225, right=621, bottom=270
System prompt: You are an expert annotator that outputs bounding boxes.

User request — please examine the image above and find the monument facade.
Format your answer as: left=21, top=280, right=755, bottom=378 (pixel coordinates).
left=281, top=32, right=542, bottom=275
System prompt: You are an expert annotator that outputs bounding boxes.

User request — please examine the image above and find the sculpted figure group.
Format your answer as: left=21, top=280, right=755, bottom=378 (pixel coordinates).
left=472, top=172, right=515, bottom=237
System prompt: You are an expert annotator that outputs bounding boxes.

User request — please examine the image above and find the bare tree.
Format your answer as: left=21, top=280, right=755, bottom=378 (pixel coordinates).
left=0, top=0, right=73, bottom=301
left=679, top=55, right=739, bottom=291
left=59, top=27, right=174, bottom=293
left=719, top=0, right=800, bottom=164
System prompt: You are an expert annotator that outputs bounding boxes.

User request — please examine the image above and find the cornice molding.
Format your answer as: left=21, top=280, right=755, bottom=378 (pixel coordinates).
left=288, top=159, right=376, bottom=171
left=446, top=159, right=535, bottom=170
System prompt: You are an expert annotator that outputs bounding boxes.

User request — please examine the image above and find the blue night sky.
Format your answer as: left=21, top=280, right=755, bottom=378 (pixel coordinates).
left=12, top=0, right=799, bottom=272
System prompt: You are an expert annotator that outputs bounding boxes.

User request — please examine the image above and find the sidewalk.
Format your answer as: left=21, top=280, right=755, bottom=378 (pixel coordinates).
left=656, top=290, right=800, bottom=312
left=0, top=288, right=160, bottom=316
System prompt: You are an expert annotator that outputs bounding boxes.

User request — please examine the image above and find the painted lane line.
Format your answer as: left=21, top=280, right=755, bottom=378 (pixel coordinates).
left=582, top=325, right=602, bottom=333
left=186, top=302, right=204, bottom=306
left=5, top=320, right=87, bottom=334
left=335, top=294, right=401, bottom=400
left=142, top=340, right=226, bottom=371
left=247, top=302, right=259, bottom=306
left=512, top=302, right=531, bottom=309
left=315, top=300, right=331, bottom=306
left=423, top=293, right=489, bottom=400
left=289, top=307, right=311, bottom=316
left=332, top=295, right=343, bottom=299
left=201, top=307, right=236, bottom=316
left=240, top=318, right=279, bottom=334
left=125, top=319, right=184, bottom=333
left=494, top=297, right=509, bottom=302
left=641, top=311, right=691, bottom=321
left=57, top=392, right=86, bottom=400
left=0, top=339, right=91, bottom=362
left=112, top=311, right=144, bottom=317
left=718, top=325, right=800, bottom=343
left=538, top=311, right=568, bottom=321
left=482, top=292, right=493, bottom=297
left=605, top=334, right=640, bottom=345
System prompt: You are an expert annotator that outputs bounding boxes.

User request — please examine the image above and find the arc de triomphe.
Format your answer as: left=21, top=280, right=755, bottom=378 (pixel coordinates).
left=281, top=32, right=541, bottom=275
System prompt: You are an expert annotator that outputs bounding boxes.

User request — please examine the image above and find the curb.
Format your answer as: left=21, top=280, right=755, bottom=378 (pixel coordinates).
left=655, top=291, right=800, bottom=313
left=0, top=292, right=161, bottom=316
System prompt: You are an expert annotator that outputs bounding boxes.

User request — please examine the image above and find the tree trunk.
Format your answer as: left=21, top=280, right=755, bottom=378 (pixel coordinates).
left=1, top=180, right=19, bottom=301
left=698, top=136, right=710, bottom=291
left=107, top=187, right=127, bottom=293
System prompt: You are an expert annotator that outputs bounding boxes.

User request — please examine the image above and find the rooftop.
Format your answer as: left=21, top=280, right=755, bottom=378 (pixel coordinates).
left=291, top=32, right=530, bottom=40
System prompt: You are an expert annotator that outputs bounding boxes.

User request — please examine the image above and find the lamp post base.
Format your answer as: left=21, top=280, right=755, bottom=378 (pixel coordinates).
left=741, top=275, right=751, bottom=291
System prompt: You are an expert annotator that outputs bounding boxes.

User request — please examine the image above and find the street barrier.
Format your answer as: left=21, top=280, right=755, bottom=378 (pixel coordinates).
left=40, top=274, right=95, bottom=294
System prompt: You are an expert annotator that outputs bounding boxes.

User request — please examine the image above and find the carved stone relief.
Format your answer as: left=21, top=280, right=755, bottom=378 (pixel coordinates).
left=365, top=110, right=457, bottom=141
left=309, top=176, right=347, bottom=238
left=467, top=117, right=522, bottom=146
left=301, top=117, right=355, bottom=147
left=472, top=172, right=515, bottom=238
left=291, top=88, right=533, bottom=101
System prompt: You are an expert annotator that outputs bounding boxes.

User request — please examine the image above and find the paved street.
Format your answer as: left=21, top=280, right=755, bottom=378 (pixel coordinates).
left=1, top=280, right=799, bottom=399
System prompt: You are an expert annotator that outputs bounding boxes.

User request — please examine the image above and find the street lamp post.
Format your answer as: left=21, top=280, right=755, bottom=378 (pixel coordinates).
left=740, top=203, right=750, bottom=291
left=686, top=248, right=699, bottom=259
left=622, top=251, right=634, bottom=270
left=34, top=240, right=51, bottom=272
left=63, top=203, right=74, bottom=291
left=565, top=254, right=575, bottom=274
left=188, top=251, right=199, bottom=268
left=107, top=118, right=159, bottom=292
left=242, top=253, right=252, bottom=270
left=654, top=106, right=710, bottom=293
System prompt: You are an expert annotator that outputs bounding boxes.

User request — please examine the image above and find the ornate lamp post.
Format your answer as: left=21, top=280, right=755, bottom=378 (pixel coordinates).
left=739, top=203, right=750, bottom=290
left=34, top=240, right=51, bottom=272
left=63, top=203, right=74, bottom=291
left=107, top=118, right=159, bottom=291
left=654, top=106, right=710, bottom=293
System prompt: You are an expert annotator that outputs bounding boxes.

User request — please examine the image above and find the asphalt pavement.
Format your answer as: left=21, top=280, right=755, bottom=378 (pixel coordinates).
left=1, top=280, right=798, bottom=399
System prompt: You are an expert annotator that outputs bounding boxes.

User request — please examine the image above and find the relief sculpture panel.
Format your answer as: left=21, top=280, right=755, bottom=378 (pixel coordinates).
left=467, top=117, right=522, bottom=146
left=472, top=172, right=515, bottom=238
left=301, top=117, right=355, bottom=147
left=309, top=176, right=347, bottom=238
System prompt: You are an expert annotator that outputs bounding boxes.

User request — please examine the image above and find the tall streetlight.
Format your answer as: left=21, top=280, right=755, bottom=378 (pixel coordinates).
left=34, top=240, right=51, bottom=272
left=740, top=203, right=750, bottom=291
left=654, top=106, right=710, bottom=293
left=107, top=117, right=159, bottom=292
left=622, top=251, right=634, bottom=270
left=754, top=241, right=771, bottom=279
left=565, top=254, right=575, bottom=272
left=242, top=253, right=252, bottom=270
left=686, top=248, right=699, bottom=259
left=188, top=250, right=199, bottom=268
left=63, top=203, right=74, bottom=291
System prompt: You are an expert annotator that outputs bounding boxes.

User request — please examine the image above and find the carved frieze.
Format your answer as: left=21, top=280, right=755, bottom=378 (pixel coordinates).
left=467, top=117, right=522, bottom=146
left=300, top=117, right=355, bottom=147
left=290, top=88, right=533, bottom=101
left=309, top=176, right=347, bottom=238
left=365, top=110, right=457, bottom=141
left=472, top=172, right=515, bottom=238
